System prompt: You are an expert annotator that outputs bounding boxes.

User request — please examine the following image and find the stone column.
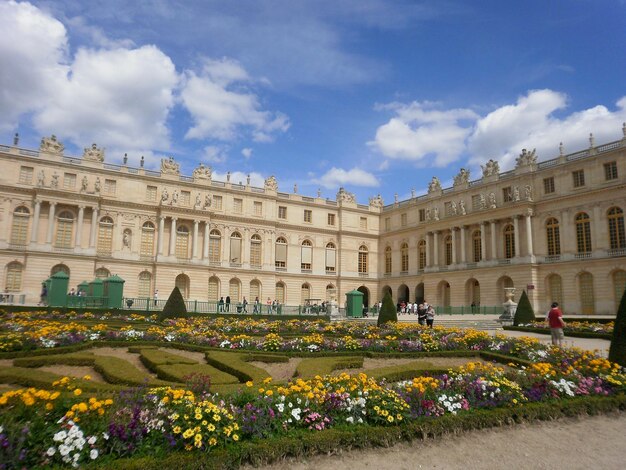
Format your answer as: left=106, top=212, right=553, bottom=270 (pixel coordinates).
left=75, top=205, right=85, bottom=247
left=525, top=210, right=534, bottom=257
left=451, top=228, right=458, bottom=264
left=203, top=222, right=210, bottom=259
left=592, top=204, right=601, bottom=250
left=480, top=222, right=487, bottom=261
left=490, top=220, right=497, bottom=260
left=460, top=225, right=467, bottom=263
left=433, top=231, right=439, bottom=266
left=425, top=232, right=431, bottom=267
left=169, top=217, right=178, bottom=256
left=513, top=215, right=520, bottom=258
left=157, top=216, right=165, bottom=255
left=46, top=202, right=57, bottom=244
left=31, top=199, right=41, bottom=243
left=192, top=220, right=199, bottom=259
left=89, top=207, right=98, bottom=247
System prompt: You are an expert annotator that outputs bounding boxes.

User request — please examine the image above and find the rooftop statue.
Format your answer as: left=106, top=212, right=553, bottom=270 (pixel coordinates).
left=515, top=148, right=537, bottom=167
left=453, top=168, right=470, bottom=186
left=39, top=135, right=64, bottom=155
left=192, top=163, right=212, bottom=180
left=428, top=176, right=442, bottom=193
left=481, top=159, right=500, bottom=177
left=83, top=143, right=104, bottom=162
left=264, top=175, right=278, bottom=191
left=369, top=194, right=384, bottom=208
left=336, top=187, right=356, bottom=203
left=161, top=156, right=180, bottom=175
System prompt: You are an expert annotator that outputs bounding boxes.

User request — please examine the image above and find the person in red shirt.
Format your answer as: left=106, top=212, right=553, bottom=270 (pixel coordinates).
left=547, top=302, right=566, bottom=347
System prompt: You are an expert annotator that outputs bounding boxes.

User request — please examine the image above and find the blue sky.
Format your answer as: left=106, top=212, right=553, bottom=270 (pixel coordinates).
left=1, top=0, right=625, bottom=204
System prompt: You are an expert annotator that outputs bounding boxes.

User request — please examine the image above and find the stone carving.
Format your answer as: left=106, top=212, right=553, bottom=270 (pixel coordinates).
left=394, top=193, right=398, bottom=204
left=488, top=192, right=497, bottom=209
left=480, top=194, right=487, bottom=210
left=94, top=177, right=101, bottom=193
left=293, top=183, right=298, bottom=193
left=428, top=176, right=442, bottom=193
left=161, top=188, right=169, bottom=203
left=481, top=159, right=500, bottom=177
left=525, top=185, right=533, bottom=201
left=317, top=188, right=321, bottom=198
left=171, top=189, right=179, bottom=205
left=39, top=135, right=64, bottom=155
left=369, top=194, right=384, bottom=208
left=51, top=173, right=59, bottom=189
left=160, top=156, right=180, bottom=175
left=246, top=174, right=251, bottom=186
left=513, top=186, right=520, bottom=201
left=226, top=171, right=231, bottom=183
left=37, top=170, right=45, bottom=187
left=453, top=168, right=470, bottom=187
left=433, top=207, right=440, bottom=221
left=204, top=194, right=212, bottom=209
left=81, top=176, right=88, bottom=192
left=264, top=175, right=278, bottom=191
left=192, top=163, right=212, bottom=180
left=336, top=187, right=355, bottom=203
left=83, top=143, right=105, bottom=162
left=450, top=201, right=458, bottom=215
left=515, top=148, right=537, bottom=167
left=411, top=188, right=416, bottom=198
left=195, top=193, right=202, bottom=208
left=459, top=200, right=466, bottom=215
left=123, top=230, right=132, bottom=248
left=425, top=209, right=431, bottom=221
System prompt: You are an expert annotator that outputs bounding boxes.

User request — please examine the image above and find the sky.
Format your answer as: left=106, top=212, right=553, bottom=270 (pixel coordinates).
left=1, top=0, right=625, bottom=205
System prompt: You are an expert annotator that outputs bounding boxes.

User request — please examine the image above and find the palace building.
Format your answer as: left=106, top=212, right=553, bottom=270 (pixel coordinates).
left=1, top=129, right=626, bottom=314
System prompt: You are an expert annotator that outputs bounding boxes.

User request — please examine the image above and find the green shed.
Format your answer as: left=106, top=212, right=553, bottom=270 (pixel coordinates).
left=103, top=274, right=125, bottom=309
left=345, top=289, right=364, bottom=318
left=48, top=271, right=69, bottom=307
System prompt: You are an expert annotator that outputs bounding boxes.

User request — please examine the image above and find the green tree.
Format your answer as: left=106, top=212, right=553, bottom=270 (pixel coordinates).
left=158, top=287, right=188, bottom=322
left=513, top=290, right=536, bottom=326
left=608, top=286, right=626, bottom=367
left=377, top=291, right=397, bottom=326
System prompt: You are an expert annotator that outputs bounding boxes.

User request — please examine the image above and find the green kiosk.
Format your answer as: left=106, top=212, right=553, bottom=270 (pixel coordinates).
left=345, top=289, right=364, bottom=318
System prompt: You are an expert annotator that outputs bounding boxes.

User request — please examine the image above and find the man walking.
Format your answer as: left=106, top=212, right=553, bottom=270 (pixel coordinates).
left=547, top=302, right=566, bottom=347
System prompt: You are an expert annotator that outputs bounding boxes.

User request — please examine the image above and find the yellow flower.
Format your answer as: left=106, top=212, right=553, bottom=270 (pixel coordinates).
left=233, top=434, right=239, bottom=441
left=82, top=375, right=91, bottom=381
left=73, top=389, right=82, bottom=396
left=173, top=426, right=182, bottom=434
left=246, top=381, right=253, bottom=387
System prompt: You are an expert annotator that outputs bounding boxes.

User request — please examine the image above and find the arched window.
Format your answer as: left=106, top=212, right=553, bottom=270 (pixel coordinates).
left=229, top=278, right=240, bottom=302
left=176, top=225, right=190, bottom=259
left=325, top=242, right=336, bottom=272
left=401, top=242, right=409, bottom=272
left=250, top=279, right=261, bottom=302
left=250, top=234, right=262, bottom=268
left=5, top=262, right=23, bottom=292
left=301, top=239, right=312, bottom=270
left=418, top=240, right=426, bottom=270
left=11, top=206, right=30, bottom=245
left=326, top=284, right=335, bottom=301
left=613, top=270, right=626, bottom=309
left=504, top=223, right=515, bottom=259
left=94, top=268, right=110, bottom=279
left=384, top=246, right=392, bottom=274
left=608, top=207, right=625, bottom=250
left=575, top=212, right=592, bottom=253
left=358, top=245, right=368, bottom=274
left=301, top=283, right=311, bottom=305
left=546, top=218, right=561, bottom=256
left=275, top=237, right=287, bottom=268
left=472, top=230, right=482, bottom=262
left=175, top=273, right=190, bottom=299
left=140, top=222, right=155, bottom=257
left=97, top=216, right=114, bottom=254
left=230, top=232, right=242, bottom=264
left=51, top=264, right=70, bottom=277
left=547, top=274, right=563, bottom=309
left=275, top=282, right=285, bottom=304
left=208, top=276, right=219, bottom=301
left=444, top=235, right=452, bottom=265
left=209, top=229, right=221, bottom=264
left=138, top=271, right=152, bottom=297
left=55, top=211, right=74, bottom=248
left=579, top=272, right=594, bottom=314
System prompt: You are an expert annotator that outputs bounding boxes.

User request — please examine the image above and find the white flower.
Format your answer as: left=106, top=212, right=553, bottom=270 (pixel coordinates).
left=90, top=449, right=99, bottom=460
left=87, top=436, right=97, bottom=445
left=102, top=432, right=109, bottom=440
left=58, top=444, right=71, bottom=456
left=0, top=425, right=3, bottom=433
left=276, top=403, right=285, bottom=413
left=346, top=417, right=354, bottom=424
left=291, top=408, right=301, bottom=421
left=53, top=431, right=67, bottom=442
left=46, top=447, right=56, bottom=456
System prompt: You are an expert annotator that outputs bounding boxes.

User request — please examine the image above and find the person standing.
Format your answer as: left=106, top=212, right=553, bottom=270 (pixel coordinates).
left=39, top=283, right=48, bottom=306
left=547, top=302, right=565, bottom=347
left=225, top=295, right=231, bottom=312
left=426, top=305, right=435, bottom=328
left=153, top=290, right=158, bottom=306
left=417, top=303, right=427, bottom=326
left=218, top=296, right=225, bottom=312
left=242, top=296, right=248, bottom=313
left=253, top=296, right=260, bottom=314
left=267, top=297, right=272, bottom=313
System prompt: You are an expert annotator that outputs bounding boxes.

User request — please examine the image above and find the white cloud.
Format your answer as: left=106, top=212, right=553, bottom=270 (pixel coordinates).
left=241, top=148, right=253, bottom=159
left=368, top=101, right=477, bottom=166
left=0, top=1, right=69, bottom=131
left=181, top=58, right=290, bottom=142
left=212, top=171, right=265, bottom=187
left=202, top=145, right=229, bottom=164
left=314, top=167, right=379, bottom=189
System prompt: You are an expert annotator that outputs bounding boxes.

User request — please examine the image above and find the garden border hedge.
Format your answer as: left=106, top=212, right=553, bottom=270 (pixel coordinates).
left=503, top=326, right=612, bottom=340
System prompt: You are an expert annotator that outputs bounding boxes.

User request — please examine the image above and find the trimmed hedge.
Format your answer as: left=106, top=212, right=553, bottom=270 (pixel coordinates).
left=295, top=356, right=364, bottom=378
left=513, top=290, right=535, bottom=326
left=503, top=326, right=612, bottom=340
left=0, top=366, right=121, bottom=392
left=204, top=351, right=272, bottom=383
left=377, top=291, right=397, bottom=326
left=366, top=360, right=445, bottom=382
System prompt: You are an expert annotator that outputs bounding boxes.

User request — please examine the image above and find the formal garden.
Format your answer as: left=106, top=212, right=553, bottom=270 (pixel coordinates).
left=1, top=290, right=626, bottom=469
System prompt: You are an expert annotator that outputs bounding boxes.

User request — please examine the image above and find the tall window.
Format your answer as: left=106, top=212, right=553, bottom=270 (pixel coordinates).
left=301, top=283, right=311, bottom=305
left=146, top=186, right=157, bottom=201
left=325, top=242, right=336, bottom=272
left=213, top=195, right=223, bottom=210
left=278, top=206, right=287, bottom=219
left=140, top=222, right=155, bottom=257
left=138, top=271, right=152, bottom=297
left=572, top=169, right=585, bottom=188
left=209, top=230, right=221, bottom=264
left=546, top=217, right=561, bottom=256
left=175, top=274, right=190, bottom=299
left=418, top=240, right=426, bottom=269
left=250, top=234, right=262, bottom=268
left=253, top=201, right=262, bottom=216
left=604, top=161, right=618, bottom=181
left=19, top=166, right=33, bottom=184
left=504, top=223, right=515, bottom=259
left=275, top=282, right=285, bottom=304
left=419, top=209, right=426, bottom=222
left=303, top=210, right=312, bottom=223
left=613, top=270, right=626, bottom=310
left=175, top=225, right=189, bottom=258
left=384, top=246, right=392, bottom=274
left=502, top=186, right=513, bottom=202
left=97, top=216, right=114, bottom=254
left=11, top=206, right=29, bottom=245
left=208, top=276, right=219, bottom=301
left=579, top=272, right=595, bottom=314
left=63, top=173, right=76, bottom=189
left=229, top=232, right=242, bottom=264
left=608, top=207, right=625, bottom=250
left=326, top=284, right=335, bottom=301
left=5, top=262, right=23, bottom=292
left=445, top=235, right=453, bottom=265
left=385, top=218, right=390, bottom=231
left=229, top=278, right=240, bottom=302
left=55, top=211, right=74, bottom=248
left=401, top=242, right=409, bottom=271
left=472, top=230, right=482, bottom=262
left=94, top=268, right=110, bottom=279
left=548, top=274, right=563, bottom=309
left=275, top=237, right=287, bottom=268
left=360, top=217, right=367, bottom=230
left=401, top=213, right=407, bottom=227
left=233, top=198, right=243, bottom=213
left=358, top=245, right=368, bottom=274
left=250, top=280, right=261, bottom=302
left=575, top=212, right=592, bottom=253
left=301, top=239, right=312, bottom=270
left=327, top=213, right=335, bottom=226
left=51, top=264, right=70, bottom=276
left=543, top=177, right=555, bottom=194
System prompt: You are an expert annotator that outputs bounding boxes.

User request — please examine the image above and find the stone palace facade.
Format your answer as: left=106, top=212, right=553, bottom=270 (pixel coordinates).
left=1, top=129, right=625, bottom=314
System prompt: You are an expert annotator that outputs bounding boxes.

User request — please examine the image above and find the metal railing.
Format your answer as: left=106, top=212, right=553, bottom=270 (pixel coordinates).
left=65, top=296, right=109, bottom=308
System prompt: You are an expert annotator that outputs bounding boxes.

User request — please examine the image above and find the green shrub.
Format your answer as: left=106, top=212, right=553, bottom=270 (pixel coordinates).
left=377, top=291, right=397, bottom=326
left=158, top=287, right=188, bottom=322
left=609, top=285, right=626, bottom=366
left=513, top=290, right=535, bottom=326
left=295, top=356, right=363, bottom=378
left=205, top=351, right=271, bottom=383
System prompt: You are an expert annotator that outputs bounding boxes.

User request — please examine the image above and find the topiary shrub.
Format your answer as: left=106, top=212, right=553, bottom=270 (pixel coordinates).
left=377, top=292, right=397, bottom=326
left=608, top=286, right=626, bottom=367
left=158, top=287, right=188, bottom=322
left=513, top=290, right=535, bottom=326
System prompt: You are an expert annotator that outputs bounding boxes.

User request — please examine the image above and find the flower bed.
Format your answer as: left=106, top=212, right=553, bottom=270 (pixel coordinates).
left=505, top=321, right=613, bottom=339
